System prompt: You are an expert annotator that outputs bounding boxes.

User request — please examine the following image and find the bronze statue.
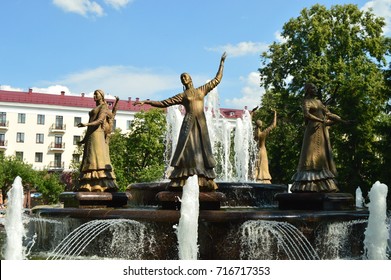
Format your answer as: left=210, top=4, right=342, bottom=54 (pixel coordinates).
left=76, top=89, right=118, bottom=192
left=291, top=83, right=348, bottom=192
left=134, top=52, right=227, bottom=191
left=251, top=108, right=277, bottom=184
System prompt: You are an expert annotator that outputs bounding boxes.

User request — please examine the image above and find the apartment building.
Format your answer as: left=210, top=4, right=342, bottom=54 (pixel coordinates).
left=0, top=89, right=243, bottom=172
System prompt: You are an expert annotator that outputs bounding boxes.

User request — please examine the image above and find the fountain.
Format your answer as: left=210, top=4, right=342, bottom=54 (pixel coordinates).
left=1, top=78, right=389, bottom=261
left=7, top=107, right=381, bottom=261
left=3, top=176, right=26, bottom=260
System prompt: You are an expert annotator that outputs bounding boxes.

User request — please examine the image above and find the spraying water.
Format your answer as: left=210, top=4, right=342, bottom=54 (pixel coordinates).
left=175, top=175, right=199, bottom=260
left=4, top=176, right=26, bottom=260
left=363, top=181, right=389, bottom=260
left=47, top=219, right=154, bottom=260
left=239, top=220, right=319, bottom=260
left=355, top=187, right=364, bottom=208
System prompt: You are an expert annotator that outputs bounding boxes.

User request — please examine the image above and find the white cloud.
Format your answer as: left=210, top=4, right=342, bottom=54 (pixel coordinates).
left=53, top=0, right=132, bottom=16
left=224, top=71, right=264, bottom=110
left=30, top=85, right=73, bottom=95
left=362, top=0, right=391, bottom=34
left=53, top=0, right=104, bottom=17
left=206, top=41, right=269, bottom=57
left=104, top=0, right=132, bottom=10
left=44, top=65, right=180, bottom=100
left=0, top=85, right=24, bottom=91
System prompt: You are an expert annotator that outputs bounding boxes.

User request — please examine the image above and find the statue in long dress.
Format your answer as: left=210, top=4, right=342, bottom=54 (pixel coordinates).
left=291, top=83, right=348, bottom=192
left=76, top=89, right=119, bottom=192
left=134, top=52, right=227, bottom=191
left=251, top=108, right=277, bottom=184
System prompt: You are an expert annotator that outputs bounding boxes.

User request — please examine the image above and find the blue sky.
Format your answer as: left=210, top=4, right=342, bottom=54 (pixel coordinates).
left=1, top=0, right=389, bottom=109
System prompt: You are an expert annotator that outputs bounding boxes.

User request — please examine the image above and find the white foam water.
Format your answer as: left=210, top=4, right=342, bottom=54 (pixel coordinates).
left=175, top=175, right=199, bottom=260
left=4, top=176, right=26, bottom=260
left=363, top=181, right=389, bottom=260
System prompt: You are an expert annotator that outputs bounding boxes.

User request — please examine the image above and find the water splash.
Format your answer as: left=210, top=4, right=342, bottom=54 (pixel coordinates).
left=47, top=219, right=155, bottom=260
left=4, top=176, right=26, bottom=260
left=239, top=220, right=319, bottom=260
left=175, top=175, right=199, bottom=260
left=364, top=181, right=389, bottom=260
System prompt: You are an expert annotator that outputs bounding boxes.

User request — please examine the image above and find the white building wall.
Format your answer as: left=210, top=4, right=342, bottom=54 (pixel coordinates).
left=0, top=102, right=136, bottom=171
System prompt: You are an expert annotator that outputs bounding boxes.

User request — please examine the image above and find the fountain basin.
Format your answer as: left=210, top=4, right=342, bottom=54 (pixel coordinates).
left=32, top=206, right=369, bottom=260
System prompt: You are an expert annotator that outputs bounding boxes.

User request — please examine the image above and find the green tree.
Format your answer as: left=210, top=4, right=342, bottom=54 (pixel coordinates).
left=258, top=4, right=391, bottom=194
left=0, top=154, right=64, bottom=205
left=109, top=109, right=167, bottom=189
left=108, top=128, right=130, bottom=190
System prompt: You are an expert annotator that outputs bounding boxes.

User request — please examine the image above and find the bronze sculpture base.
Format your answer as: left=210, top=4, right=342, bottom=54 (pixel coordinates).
left=156, top=191, right=226, bottom=210
left=60, top=192, right=132, bottom=208
left=275, top=192, right=354, bottom=211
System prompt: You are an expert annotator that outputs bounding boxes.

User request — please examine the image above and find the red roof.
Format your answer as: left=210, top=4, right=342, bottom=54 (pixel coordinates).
left=0, top=89, right=243, bottom=118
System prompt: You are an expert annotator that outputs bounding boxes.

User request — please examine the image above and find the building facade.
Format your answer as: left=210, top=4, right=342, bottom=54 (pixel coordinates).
left=0, top=89, right=243, bottom=172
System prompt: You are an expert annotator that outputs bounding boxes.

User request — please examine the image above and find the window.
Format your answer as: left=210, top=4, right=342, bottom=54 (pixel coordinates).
left=74, top=117, right=81, bottom=127
left=54, top=153, right=62, bottom=168
left=36, top=133, right=44, bottom=144
left=16, top=132, right=24, bottom=143
left=0, top=112, right=6, bottom=126
left=73, top=135, right=81, bottom=145
left=15, top=151, right=23, bottom=161
left=18, top=113, right=26, bottom=124
left=55, top=115, right=64, bottom=129
left=0, top=133, right=5, bottom=146
left=55, top=135, right=62, bottom=148
left=37, top=114, right=45, bottom=125
left=127, top=120, right=132, bottom=130
left=35, top=152, right=43, bottom=162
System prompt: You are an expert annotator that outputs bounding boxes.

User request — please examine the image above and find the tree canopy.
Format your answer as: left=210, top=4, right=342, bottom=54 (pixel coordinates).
left=109, top=108, right=167, bottom=190
left=0, top=154, right=65, bottom=205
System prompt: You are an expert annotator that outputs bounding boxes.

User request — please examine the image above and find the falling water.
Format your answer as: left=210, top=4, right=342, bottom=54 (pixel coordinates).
left=175, top=175, right=199, bottom=260
left=239, top=220, right=319, bottom=260
left=219, top=119, right=234, bottom=181
left=4, top=176, right=26, bottom=260
left=315, top=220, right=367, bottom=259
left=205, top=86, right=220, bottom=155
left=234, top=110, right=257, bottom=182
left=47, top=219, right=155, bottom=260
left=164, top=105, right=183, bottom=179
left=363, top=181, right=389, bottom=260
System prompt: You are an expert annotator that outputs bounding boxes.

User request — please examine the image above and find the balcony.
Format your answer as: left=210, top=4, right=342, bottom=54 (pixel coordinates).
left=50, top=123, right=66, bottom=133
left=0, top=121, right=9, bottom=131
left=0, top=140, right=7, bottom=150
left=48, top=161, right=65, bottom=170
left=48, top=142, right=65, bottom=152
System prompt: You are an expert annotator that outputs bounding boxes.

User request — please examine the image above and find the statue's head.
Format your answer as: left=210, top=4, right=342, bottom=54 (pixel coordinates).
left=94, top=89, right=105, bottom=101
left=180, top=73, right=193, bottom=87
left=256, top=119, right=263, bottom=128
left=304, top=83, right=317, bottom=97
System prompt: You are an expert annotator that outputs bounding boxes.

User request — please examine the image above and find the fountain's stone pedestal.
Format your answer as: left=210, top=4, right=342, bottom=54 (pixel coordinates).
left=60, top=192, right=132, bottom=208
left=156, top=191, right=226, bottom=210
left=275, top=192, right=354, bottom=210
